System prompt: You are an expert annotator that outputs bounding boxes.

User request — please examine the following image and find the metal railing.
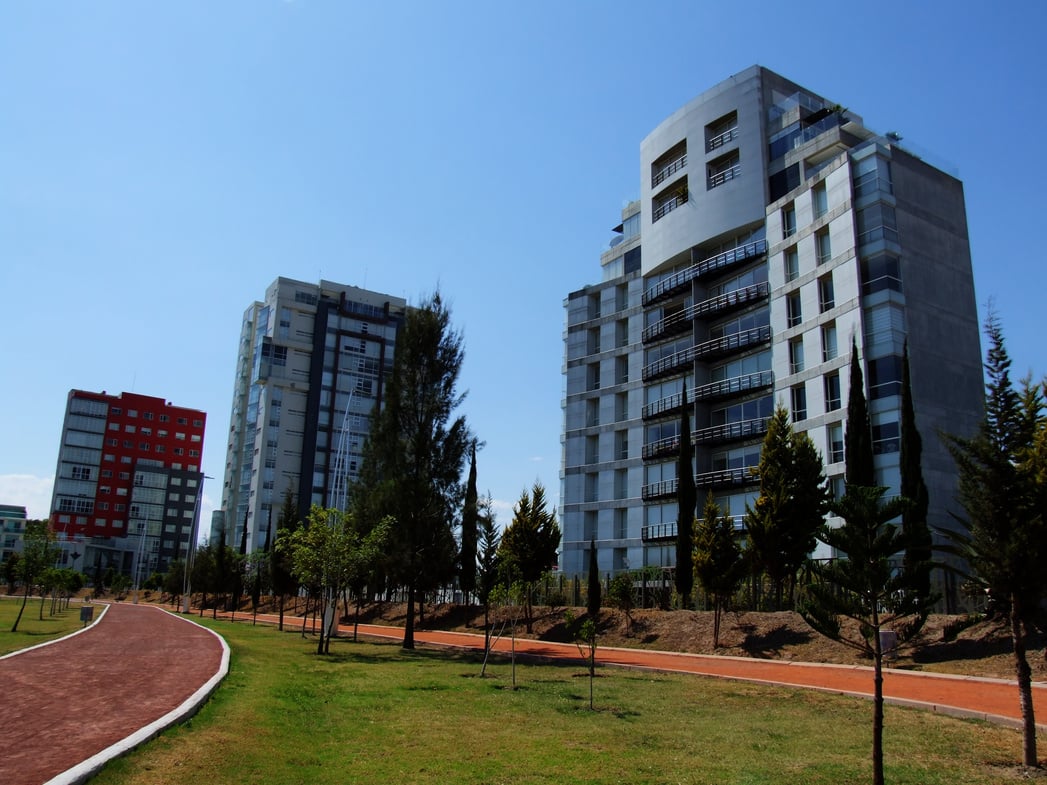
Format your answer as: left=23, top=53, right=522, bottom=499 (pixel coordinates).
left=640, top=466, right=759, bottom=500
left=642, top=239, right=767, bottom=306
left=642, top=282, right=769, bottom=343
left=652, top=154, right=687, bottom=188
left=653, top=191, right=688, bottom=221
left=641, top=370, right=773, bottom=420
left=640, top=418, right=768, bottom=461
left=642, top=514, right=745, bottom=542
left=708, top=164, right=741, bottom=189
left=706, top=127, right=737, bottom=152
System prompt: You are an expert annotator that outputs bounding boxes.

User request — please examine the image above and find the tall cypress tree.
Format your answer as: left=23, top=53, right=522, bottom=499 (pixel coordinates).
left=900, top=342, right=932, bottom=607
left=459, top=442, right=479, bottom=605
left=675, top=385, right=696, bottom=608
left=845, top=339, right=875, bottom=487
left=587, top=538, right=601, bottom=618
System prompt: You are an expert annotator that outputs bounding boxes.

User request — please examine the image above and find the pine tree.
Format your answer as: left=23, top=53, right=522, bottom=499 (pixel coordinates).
left=802, top=486, right=933, bottom=785
left=459, top=442, right=479, bottom=605
left=900, top=342, right=933, bottom=610
left=845, top=339, right=875, bottom=487
left=587, top=539, right=601, bottom=619
left=694, top=493, right=746, bottom=647
left=475, top=495, right=501, bottom=656
left=356, top=292, right=471, bottom=649
left=498, top=482, right=561, bottom=633
left=271, top=488, right=301, bottom=631
left=945, top=314, right=1047, bottom=767
left=675, top=385, right=696, bottom=607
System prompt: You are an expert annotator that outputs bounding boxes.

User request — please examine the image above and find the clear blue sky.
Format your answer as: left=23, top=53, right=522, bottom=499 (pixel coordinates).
left=2, top=1, right=1044, bottom=530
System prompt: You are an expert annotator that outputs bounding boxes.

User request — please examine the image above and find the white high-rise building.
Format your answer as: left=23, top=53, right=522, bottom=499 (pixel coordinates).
left=221, top=277, right=406, bottom=550
left=560, top=66, right=982, bottom=609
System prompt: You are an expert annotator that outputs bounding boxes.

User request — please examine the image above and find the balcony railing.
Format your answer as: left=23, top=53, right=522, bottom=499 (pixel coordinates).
left=691, top=325, right=771, bottom=363
left=706, top=127, right=737, bottom=152
left=642, top=515, right=745, bottom=542
left=708, top=164, right=741, bottom=189
left=641, top=418, right=769, bottom=461
left=642, top=282, right=769, bottom=343
left=653, top=190, right=688, bottom=222
left=640, top=467, right=759, bottom=501
left=642, top=239, right=767, bottom=306
left=652, top=154, right=687, bottom=188
left=641, top=370, right=773, bottom=421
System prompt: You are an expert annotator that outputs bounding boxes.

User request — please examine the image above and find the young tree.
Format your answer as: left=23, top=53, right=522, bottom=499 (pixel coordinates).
left=271, top=489, right=301, bottom=631
left=355, top=292, right=471, bottom=649
left=675, top=384, right=696, bottom=607
left=694, top=493, right=746, bottom=648
left=801, top=486, right=933, bottom=785
left=745, top=405, right=828, bottom=609
left=459, top=441, right=479, bottom=606
left=586, top=539, right=601, bottom=619
left=900, top=342, right=933, bottom=611
left=945, top=314, right=1047, bottom=767
left=607, top=572, right=637, bottom=630
left=497, top=482, right=561, bottom=633
left=475, top=495, right=501, bottom=656
left=11, top=521, right=57, bottom=633
left=845, top=339, right=875, bottom=487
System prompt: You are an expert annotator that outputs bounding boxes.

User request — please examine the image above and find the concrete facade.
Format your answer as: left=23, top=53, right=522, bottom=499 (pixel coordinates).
left=560, top=67, right=982, bottom=606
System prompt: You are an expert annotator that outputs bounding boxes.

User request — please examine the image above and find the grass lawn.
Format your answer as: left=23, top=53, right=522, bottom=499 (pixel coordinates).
left=90, top=617, right=1023, bottom=785
left=0, top=595, right=90, bottom=655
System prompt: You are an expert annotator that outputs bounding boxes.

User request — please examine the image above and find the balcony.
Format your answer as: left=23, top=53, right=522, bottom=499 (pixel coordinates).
left=641, top=418, right=769, bottom=461
left=642, top=239, right=768, bottom=306
left=640, top=467, right=758, bottom=500
left=708, top=163, right=741, bottom=189
left=691, top=325, right=771, bottom=364
left=706, top=126, right=737, bottom=153
left=652, top=154, right=687, bottom=188
left=642, top=282, right=770, bottom=343
left=641, top=515, right=744, bottom=542
left=641, top=371, right=773, bottom=421
left=653, top=188, right=688, bottom=222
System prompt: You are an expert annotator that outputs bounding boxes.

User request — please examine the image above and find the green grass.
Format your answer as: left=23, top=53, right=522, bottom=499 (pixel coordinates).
left=0, top=595, right=89, bottom=655
left=91, top=618, right=1022, bottom=785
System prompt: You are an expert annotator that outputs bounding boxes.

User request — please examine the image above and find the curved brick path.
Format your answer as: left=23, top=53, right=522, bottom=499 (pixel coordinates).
left=0, top=603, right=228, bottom=785
left=253, top=613, right=1044, bottom=732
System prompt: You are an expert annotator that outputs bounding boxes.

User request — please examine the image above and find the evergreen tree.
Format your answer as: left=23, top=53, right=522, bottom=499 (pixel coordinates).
left=745, top=405, right=828, bottom=609
left=271, top=488, right=301, bottom=631
left=675, top=385, right=696, bottom=607
left=475, top=495, right=501, bottom=655
left=801, top=486, right=932, bottom=785
left=945, top=314, right=1047, bottom=767
left=587, top=539, right=601, bottom=619
left=355, top=292, right=471, bottom=649
left=694, top=493, right=746, bottom=647
left=900, top=342, right=933, bottom=610
left=498, top=482, right=561, bottom=633
left=845, top=339, right=875, bottom=487
left=459, top=441, right=479, bottom=605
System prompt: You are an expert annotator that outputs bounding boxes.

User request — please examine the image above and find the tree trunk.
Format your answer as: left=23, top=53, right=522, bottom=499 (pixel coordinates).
left=1011, top=594, right=1039, bottom=767
left=278, top=593, right=285, bottom=631
left=11, top=585, right=30, bottom=632
left=403, top=583, right=416, bottom=649
left=713, top=597, right=721, bottom=649
left=872, top=609, right=885, bottom=785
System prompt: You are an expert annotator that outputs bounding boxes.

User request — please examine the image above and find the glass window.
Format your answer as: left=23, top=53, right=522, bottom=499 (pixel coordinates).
left=813, top=182, right=828, bottom=218
left=784, top=247, right=799, bottom=282
left=824, top=372, right=842, bottom=411
left=873, top=421, right=900, bottom=454
left=782, top=204, right=797, bottom=238
left=819, top=275, right=835, bottom=312
left=789, top=338, right=805, bottom=373
left=861, top=254, right=902, bottom=295
left=868, top=355, right=904, bottom=399
left=828, top=424, right=844, bottom=463
left=816, top=230, right=831, bottom=265
left=822, top=323, right=838, bottom=362
left=791, top=385, right=807, bottom=421
left=786, top=292, right=802, bottom=327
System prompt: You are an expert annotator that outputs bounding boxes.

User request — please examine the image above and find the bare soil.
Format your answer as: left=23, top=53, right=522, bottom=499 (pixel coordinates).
left=348, top=601, right=1047, bottom=682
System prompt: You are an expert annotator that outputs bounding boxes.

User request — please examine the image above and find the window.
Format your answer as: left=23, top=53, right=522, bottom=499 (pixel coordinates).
left=616, top=319, right=629, bottom=348
left=861, top=254, right=902, bottom=295
left=782, top=204, right=796, bottom=238
left=586, top=399, right=600, bottom=427
left=116, top=487, right=128, bottom=496
left=99, top=485, right=111, bottom=495
left=822, top=323, right=838, bottom=362
left=101, top=470, right=112, bottom=478
left=125, top=424, right=135, bottom=433
left=584, top=511, right=597, bottom=540
left=615, top=284, right=628, bottom=311
left=141, top=427, right=152, bottom=436
left=159, top=414, right=169, bottom=423
left=190, top=434, right=202, bottom=443
left=868, top=355, right=904, bottom=399
left=615, top=430, right=629, bottom=461
left=818, top=275, right=835, bottom=312
left=108, top=423, right=119, bottom=431
left=189, top=449, right=200, bottom=457
left=585, top=473, right=599, bottom=503
left=103, top=454, right=115, bottom=462
left=784, top=247, right=799, bottom=282
left=585, top=436, right=599, bottom=464
left=587, top=328, right=601, bottom=355
left=122, top=441, right=132, bottom=449
left=175, top=447, right=185, bottom=456
left=193, top=418, right=203, bottom=428
left=175, top=432, right=186, bottom=440
left=816, top=230, right=831, bottom=264
left=587, top=363, right=601, bottom=391
left=616, top=356, right=629, bottom=384
left=155, top=445, right=165, bottom=453
left=828, top=424, right=844, bottom=463
left=707, top=153, right=739, bottom=189
left=143, top=412, right=153, bottom=421
left=111, top=407, right=122, bottom=416
left=107, top=438, right=118, bottom=446
left=139, top=442, right=150, bottom=451
left=71, top=466, right=91, bottom=480
left=791, top=385, right=807, bottom=421
left=614, top=469, right=628, bottom=500
left=177, top=417, right=188, bottom=425
left=786, top=292, right=802, bottom=327
left=812, top=182, right=828, bottom=218
left=615, top=392, right=628, bottom=422
left=873, top=421, right=900, bottom=454
left=789, top=338, right=805, bottom=373
left=824, top=372, right=842, bottom=411
left=119, top=472, right=130, bottom=480
left=158, top=430, right=168, bottom=438
left=614, top=508, right=628, bottom=539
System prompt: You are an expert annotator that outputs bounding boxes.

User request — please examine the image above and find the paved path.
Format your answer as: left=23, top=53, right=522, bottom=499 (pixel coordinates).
left=258, top=613, right=1046, bottom=732
left=0, top=603, right=228, bottom=785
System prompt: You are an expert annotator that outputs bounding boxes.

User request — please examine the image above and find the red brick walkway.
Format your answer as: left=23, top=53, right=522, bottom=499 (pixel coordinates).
left=0, top=603, right=227, bottom=785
